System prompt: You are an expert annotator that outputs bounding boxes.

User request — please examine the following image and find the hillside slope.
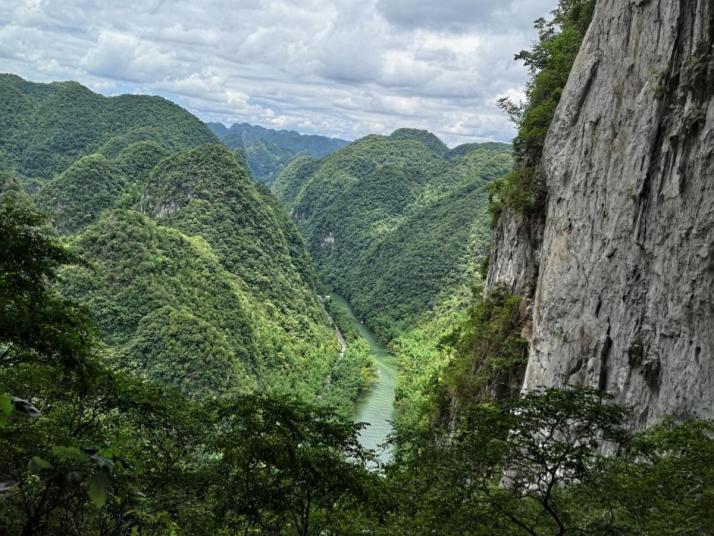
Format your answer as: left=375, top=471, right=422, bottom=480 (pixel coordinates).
left=0, top=77, right=370, bottom=410
left=0, top=74, right=216, bottom=179
left=275, top=130, right=512, bottom=339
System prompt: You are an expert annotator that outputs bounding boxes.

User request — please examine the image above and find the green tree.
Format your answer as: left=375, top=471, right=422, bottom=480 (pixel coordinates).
left=0, top=194, right=94, bottom=371
left=212, top=394, right=379, bottom=536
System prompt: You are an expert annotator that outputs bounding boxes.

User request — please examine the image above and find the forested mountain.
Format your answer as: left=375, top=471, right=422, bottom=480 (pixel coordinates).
left=0, top=76, right=372, bottom=410
left=208, top=121, right=349, bottom=185
left=0, top=74, right=216, bottom=179
left=274, top=129, right=512, bottom=340
left=3, top=0, right=714, bottom=531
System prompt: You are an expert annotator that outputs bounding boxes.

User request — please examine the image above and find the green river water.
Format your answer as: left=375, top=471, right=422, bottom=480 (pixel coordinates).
left=330, top=294, right=397, bottom=463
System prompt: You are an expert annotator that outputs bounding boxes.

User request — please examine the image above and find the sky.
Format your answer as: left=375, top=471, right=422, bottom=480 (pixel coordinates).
left=0, top=0, right=557, bottom=146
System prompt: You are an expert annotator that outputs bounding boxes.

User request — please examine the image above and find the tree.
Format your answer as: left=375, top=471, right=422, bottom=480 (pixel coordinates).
left=212, top=394, right=380, bottom=536
left=0, top=194, right=95, bottom=371
left=387, top=388, right=629, bottom=535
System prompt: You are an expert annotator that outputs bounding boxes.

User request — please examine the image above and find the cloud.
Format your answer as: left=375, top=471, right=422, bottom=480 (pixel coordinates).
left=377, top=0, right=556, bottom=32
left=83, top=31, right=178, bottom=82
left=0, top=0, right=559, bottom=145
left=377, top=0, right=508, bottom=31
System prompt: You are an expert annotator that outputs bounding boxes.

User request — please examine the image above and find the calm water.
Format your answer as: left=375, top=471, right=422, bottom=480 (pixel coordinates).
left=330, top=294, right=397, bottom=463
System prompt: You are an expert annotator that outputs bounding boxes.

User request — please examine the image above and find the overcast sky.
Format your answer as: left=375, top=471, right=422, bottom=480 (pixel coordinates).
left=0, top=0, right=557, bottom=145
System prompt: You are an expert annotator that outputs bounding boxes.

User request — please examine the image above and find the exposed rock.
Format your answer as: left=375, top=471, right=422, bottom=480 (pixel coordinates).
left=488, top=0, right=714, bottom=425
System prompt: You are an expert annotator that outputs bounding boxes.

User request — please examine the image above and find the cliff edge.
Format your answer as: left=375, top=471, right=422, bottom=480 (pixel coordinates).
left=488, top=0, right=714, bottom=425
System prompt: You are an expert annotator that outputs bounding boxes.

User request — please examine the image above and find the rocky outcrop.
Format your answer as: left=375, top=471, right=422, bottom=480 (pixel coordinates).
left=488, top=0, right=714, bottom=425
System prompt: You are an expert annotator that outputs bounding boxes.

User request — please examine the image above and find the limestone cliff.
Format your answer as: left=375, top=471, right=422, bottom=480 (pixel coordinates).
left=487, top=0, right=714, bottom=425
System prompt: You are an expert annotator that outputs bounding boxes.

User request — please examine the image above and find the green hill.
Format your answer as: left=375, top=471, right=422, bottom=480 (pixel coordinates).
left=60, top=209, right=258, bottom=397
left=34, top=154, right=129, bottom=234
left=141, top=144, right=324, bottom=321
left=272, top=154, right=321, bottom=208
left=0, top=74, right=216, bottom=179
left=0, top=76, right=371, bottom=410
left=389, top=128, right=449, bottom=156
left=274, top=131, right=512, bottom=340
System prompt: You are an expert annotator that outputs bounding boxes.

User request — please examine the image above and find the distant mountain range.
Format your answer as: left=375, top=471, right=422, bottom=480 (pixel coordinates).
left=207, top=122, right=350, bottom=185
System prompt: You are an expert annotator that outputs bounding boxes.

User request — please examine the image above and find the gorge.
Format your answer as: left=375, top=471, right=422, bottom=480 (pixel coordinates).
left=1, top=0, right=713, bottom=534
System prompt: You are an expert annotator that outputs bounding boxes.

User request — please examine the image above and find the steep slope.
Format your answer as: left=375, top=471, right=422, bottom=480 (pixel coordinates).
left=0, top=74, right=216, bottom=179
left=208, top=121, right=349, bottom=184
left=112, top=140, right=170, bottom=183
left=352, top=177, right=492, bottom=337
left=276, top=132, right=512, bottom=340
left=34, top=154, right=129, bottom=234
left=140, top=144, right=324, bottom=322
left=243, top=139, right=296, bottom=184
left=487, top=0, right=714, bottom=424
left=272, top=154, right=321, bottom=207
left=33, top=141, right=171, bottom=235
left=60, top=209, right=257, bottom=397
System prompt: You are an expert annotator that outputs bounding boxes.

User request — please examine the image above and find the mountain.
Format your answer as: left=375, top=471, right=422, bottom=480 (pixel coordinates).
left=3, top=1, right=714, bottom=533
left=207, top=121, right=349, bottom=184
left=0, top=74, right=216, bottom=179
left=0, top=76, right=371, bottom=410
left=140, top=144, right=323, bottom=322
left=389, top=128, right=449, bottom=156
left=274, top=130, right=512, bottom=340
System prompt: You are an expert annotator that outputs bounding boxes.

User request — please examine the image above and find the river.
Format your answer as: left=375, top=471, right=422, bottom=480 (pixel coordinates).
left=329, top=294, right=397, bottom=463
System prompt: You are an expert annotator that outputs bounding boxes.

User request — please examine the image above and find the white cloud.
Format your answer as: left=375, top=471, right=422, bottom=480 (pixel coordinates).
left=0, top=0, right=558, bottom=145
left=83, top=31, right=178, bottom=82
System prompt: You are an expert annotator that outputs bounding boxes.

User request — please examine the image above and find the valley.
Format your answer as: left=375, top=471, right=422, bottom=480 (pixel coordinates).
left=1, top=0, right=713, bottom=534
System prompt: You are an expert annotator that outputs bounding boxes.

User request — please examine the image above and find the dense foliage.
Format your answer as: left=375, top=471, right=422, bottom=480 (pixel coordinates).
left=275, top=130, right=512, bottom=341
left=0, top=75, right=216, bottom=179
left=0, top=77, right=372, bottom=414
left=491, top=0, right=595, bottom=218
left=386, top=389, right=714, bottom=535
left=2, top=5, right=712, bottom=529
left=34, top=155, right=129, bottom=234
left=271, top=154, right=321, bottom=207
left=2, top=183, right=713, bottom=535
left=208, top=121, right=348, bottom=185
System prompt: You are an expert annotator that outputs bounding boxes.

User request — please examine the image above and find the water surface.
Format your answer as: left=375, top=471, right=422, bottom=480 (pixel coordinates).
left=330, top=294, right=397, bottom=463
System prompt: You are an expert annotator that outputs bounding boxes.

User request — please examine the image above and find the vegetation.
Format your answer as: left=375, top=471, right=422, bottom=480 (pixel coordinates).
left=1, top=2, right=712, bottom=530
left=275, top=131, right=512, bottom=341
left=389, top=128, right=448, bottom=156
left=272, top=154, right=321, bottom=208
left=0, top=77, right=372, bottom=415
left=2, top=189, right=713, bottom=535
left=208, top=121, right=348, bottom=185
left=385, top=388, right=714, bottom=535
left=0, top=75, right=216, bottom=179
left=60, top=209, right=258, bottom=394
left=491, top=0, right=595, bottom=217
left=34, top=154, right=129, bottom=234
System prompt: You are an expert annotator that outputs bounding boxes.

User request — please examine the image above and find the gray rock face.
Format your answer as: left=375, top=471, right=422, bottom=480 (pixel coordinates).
left=489, top=0, right=714, bottom=425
